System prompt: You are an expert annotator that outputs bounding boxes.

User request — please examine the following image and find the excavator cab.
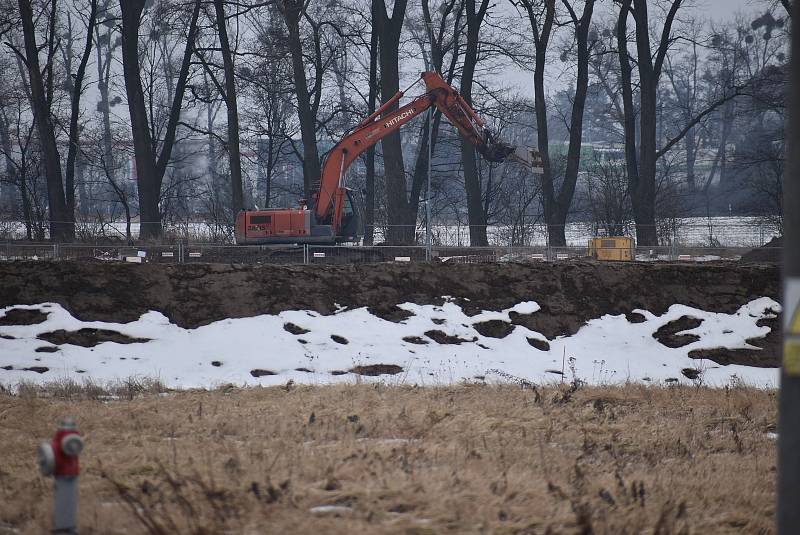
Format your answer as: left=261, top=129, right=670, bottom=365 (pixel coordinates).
left=336, top=189, right=363, bottom=243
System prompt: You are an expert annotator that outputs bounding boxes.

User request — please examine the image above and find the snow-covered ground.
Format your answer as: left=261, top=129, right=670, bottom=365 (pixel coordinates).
left=0, top=297, right=781, bottom=389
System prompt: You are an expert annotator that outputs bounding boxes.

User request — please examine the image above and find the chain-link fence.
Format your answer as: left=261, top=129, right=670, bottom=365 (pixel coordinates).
left=0, top=217, right=782, bottom=248
left=363, top=219, right=781, bottom=249
left=0, top=216, right=781, bottom=264
left=0, top=241, right=778, bottom=265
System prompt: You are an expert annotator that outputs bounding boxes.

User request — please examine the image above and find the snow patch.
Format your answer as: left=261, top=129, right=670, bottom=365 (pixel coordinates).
left=0, top=297, right=781, bottom=389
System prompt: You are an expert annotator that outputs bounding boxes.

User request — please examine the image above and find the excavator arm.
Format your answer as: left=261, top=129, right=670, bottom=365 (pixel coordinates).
left=314, top=71, right=534, bottom=228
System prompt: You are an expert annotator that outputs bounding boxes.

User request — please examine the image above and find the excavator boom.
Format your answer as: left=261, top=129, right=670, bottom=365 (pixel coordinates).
left=235, top=71, right=540, bottom=245
left=313, top=71, right=528, bottom=227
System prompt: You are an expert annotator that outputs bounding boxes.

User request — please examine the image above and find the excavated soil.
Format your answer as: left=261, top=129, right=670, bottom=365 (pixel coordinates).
left=653, top=316, right=704, bottom=348
left=37, top=328, right=150, bottom=347
left=741, top=236, right=782, bottom=263
left=0, top=260, right=781, bottom=367
left=0, top=307, right=48, bottom=325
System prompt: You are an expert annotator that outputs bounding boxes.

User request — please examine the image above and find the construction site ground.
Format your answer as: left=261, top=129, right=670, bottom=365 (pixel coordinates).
left=0, top=259, right=783, bottom=533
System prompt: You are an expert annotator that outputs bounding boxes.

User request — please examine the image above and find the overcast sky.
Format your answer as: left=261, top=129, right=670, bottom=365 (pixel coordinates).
left=494, top=0, right=773, bottom=103
left=698, top=0, right=763, bottom=19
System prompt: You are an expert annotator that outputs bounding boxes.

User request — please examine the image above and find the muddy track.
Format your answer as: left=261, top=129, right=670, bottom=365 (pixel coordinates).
left=0, top=260, right=780, bottom=365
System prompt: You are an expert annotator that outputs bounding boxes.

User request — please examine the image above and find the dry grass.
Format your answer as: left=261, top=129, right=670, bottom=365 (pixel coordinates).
left=0, top=381, right=777, bottom=534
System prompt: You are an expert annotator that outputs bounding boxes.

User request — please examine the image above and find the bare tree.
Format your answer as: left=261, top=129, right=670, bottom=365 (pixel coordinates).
left=245, top=9, right=293, bottom=208
left=516, top=0, right=595, bottom=246
left=277, top=0, right=321, bottom=201
left=663, top=21, right=703, bottom=189
left=615, top=0, right=684, bottom=246
left=405, top=0, right=463, bottom=241
left=363, top=0, right=379, bottom=244
left=374, top=0, right=411, bottom=244
left=63, top=0, right=99, bottom=219
left=459, top=0, right=490, bottom=246
left=615, top=0, right=755, bottom=245
left=119, top=0, right=201, bottom=239
left=583, top=153, right=632, bottom=236
left=8, top=0, right=100, bottom=241
left=0, top=87, right=47, bottom=240
left=213, top=0, right=243, bottom=214
left=14, top=0, right=70, bottom=240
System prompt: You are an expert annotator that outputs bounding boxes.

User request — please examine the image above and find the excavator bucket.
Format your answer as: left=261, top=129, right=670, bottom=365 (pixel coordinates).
left=482, top=141, right=516, bottom=162
left=479, top=128, right=543, bottom=174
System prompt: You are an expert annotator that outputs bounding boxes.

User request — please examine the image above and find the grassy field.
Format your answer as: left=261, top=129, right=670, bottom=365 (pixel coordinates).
left=0, top=381, right=777, bottom=534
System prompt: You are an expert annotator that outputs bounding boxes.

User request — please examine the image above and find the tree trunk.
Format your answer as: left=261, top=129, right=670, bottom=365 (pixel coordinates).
left=685, top=127, right=696, bottom=189
left=718, top=99, right=734, bottom=185
left=96, top=20, right=115, bottom=216
left=207, top=99, right=218, bottom=195
left=332, top=43, right=350, bottom=128
left=120, top=1, right=160, bottom=239
left=65, top=0, right=97, bottom=219
left=18, top=0, right=74, bottom=241
left=375, top=0, right=411, bottom=244
left=214, top=0, right=244, bottom=214
left=0, top=112, right=20, bottom=219
left=265, top=136, right=274, bottom=207
left=120, top=0, right=200, bottom=240
left=0, top=111, right=17, bottom=215
left=617, top=0, right=639, bottom=213
left=634, top=75, right=659, bottom=245
left=21, top=180, right=33, bottom=240
left=460, top=0, right=490, bottom=247
left=551, top=0, right=595, bottom=246
left=625, top=0, right=683, bottom=246
left=363, top=1, right=379, bottom=245
left=521, top=0, right=556, bottom=245
left=280, top=0, right=321, bottom=202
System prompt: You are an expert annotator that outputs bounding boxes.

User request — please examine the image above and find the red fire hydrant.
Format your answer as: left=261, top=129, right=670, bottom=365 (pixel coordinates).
left=37, top=418, right=84, bottom=534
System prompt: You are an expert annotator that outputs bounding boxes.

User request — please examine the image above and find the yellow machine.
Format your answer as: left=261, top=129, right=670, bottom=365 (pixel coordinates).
left=587, top=237, right=633, bottom=261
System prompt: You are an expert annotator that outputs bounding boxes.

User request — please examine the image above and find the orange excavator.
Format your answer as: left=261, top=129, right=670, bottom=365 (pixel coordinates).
left=235, top=71, right=540, bottom=245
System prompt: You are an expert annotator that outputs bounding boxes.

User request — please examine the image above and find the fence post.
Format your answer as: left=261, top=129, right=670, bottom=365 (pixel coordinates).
left=672, top=226, right=678, bottom=260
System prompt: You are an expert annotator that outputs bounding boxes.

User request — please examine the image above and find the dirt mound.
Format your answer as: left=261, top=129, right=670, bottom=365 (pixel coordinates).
left=350, top=364, right=403, bottom=376
left=283, top=322, right=309, bottom=335
left=0, top=260, right=780, bottom=366
left=653, top=316, right=703, bottom=348
left=38, top=329, right=150, bottom=347
left=527, top=337, right=551, bottom=351
left=0, top=308, right=48, bottom=325
left=250, top=369, right=276, bottom=377
left=741, top=236, right=782, bottom=263
left=473, top=320, right=515, bottom=338
left=425, top=330, right=476, bottom=344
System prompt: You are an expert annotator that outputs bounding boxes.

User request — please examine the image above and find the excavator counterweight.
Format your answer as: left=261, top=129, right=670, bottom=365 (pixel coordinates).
left=235, top=71, right=542, bottom=245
